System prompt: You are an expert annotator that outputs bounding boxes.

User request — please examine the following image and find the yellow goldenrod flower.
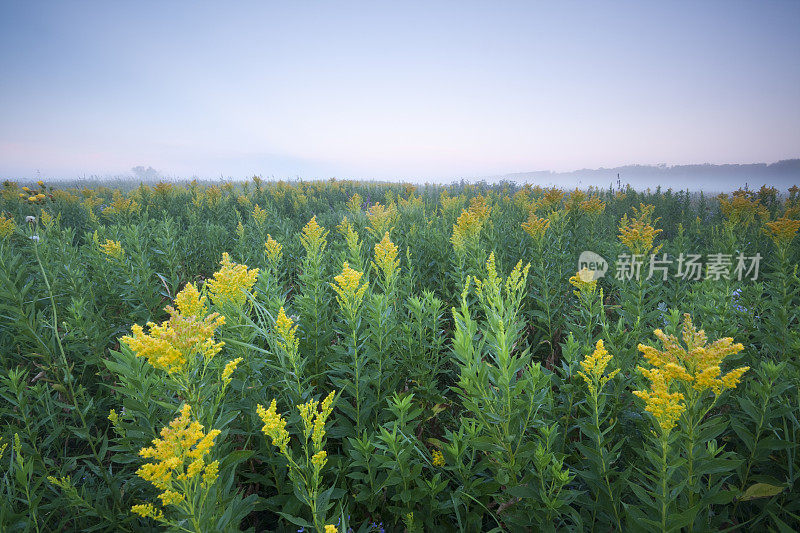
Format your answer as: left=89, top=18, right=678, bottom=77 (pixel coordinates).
left=237, top=194, right=251, bottom=209
left=634, top=314, right=749, bottom=433
left=540, top=187, right=564, bottom=210
left=633, top=367, right=686, bottom=433
left=40, top=209, right=54, bottom=229
left=103, top=190, right=139, bottom=216
left=577, top=340, right=619, bottom=396
left=275, top=306, right=299, bottom=354
left=564, top=188, right=587, bottom=211
left=206, top=252, right=259, bottom=309
left=97, top=238, right=124, bottom=260
left=372, top=232, right=399, bottom=287
left=432, top=449, right=445, bottom=467
left=174, top=282, right=208, bottom=319
left=221, top=357, right=243, bottom=383
left=579, top=195, right=606, bottom=216
left=312, top=390, right=336, bottom=449
left=331, top=262, right=368, bottom=311
left=135, top=405, right=221, bottom=511
left=256, top=399, right=290, bottom=454
left=131, top=503, right=164, bottom=520
left=366, top=202, right=398, bottom=236
left=337, top=216, right=362, bottom=259
left=311, top=450, right=327, bottom=471
left=265, top=234, right=283, bottom=264
left=719, top=192, right=768, bottom=229
left=252, top=204, right=268, bottom=226
left=121, top=292, right=225, bottom=374
left=521, top=212, right=549, bottom=242
left=300, top=216, right=329, bottom=257
left=325, top=525, right=338, bottom=533
left=764, top=216, right=800, bottom=249
left=0, top=213, right=15, bottom=239
left=347, top=193, right=362, bottom=213
left=618, top=203, right=663, bottom=256
left=451, top=209, right=482, bottom=253
left=202, top=459, right=219, bottom=485
left=638, top=314, right=747, bottom=395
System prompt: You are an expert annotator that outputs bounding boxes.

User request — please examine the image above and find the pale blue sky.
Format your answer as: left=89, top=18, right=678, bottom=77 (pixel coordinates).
left=1, top=1, right=798, bottom=181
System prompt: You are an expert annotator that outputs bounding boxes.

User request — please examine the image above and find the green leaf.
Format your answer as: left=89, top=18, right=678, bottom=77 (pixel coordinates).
left=739, top=483, right=786, bottom=501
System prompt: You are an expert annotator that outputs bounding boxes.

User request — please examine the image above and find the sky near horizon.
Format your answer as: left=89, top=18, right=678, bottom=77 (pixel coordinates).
left=1, top=1, right=799, bottom=182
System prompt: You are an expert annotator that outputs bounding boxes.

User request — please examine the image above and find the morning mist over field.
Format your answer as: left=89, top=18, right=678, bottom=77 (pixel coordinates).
left=1, top=1, right=799, bottom=188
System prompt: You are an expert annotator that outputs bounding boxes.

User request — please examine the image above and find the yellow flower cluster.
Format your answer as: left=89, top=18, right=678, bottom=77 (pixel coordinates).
left=252, top=204, right=268, bottom=227
left=275, top=307, right=299, bottom=355
left=432, top=449, right=445, bottom=467
left=366, top=202, right=398, bottom=236
left=764, top=216, right=800, bottom=249
left=131, top=502, right=164, bottom=521
left=98, top=238, right=125, bottom=260
left=256, top=399, right=290, bottom=454
left=40, top=209, right=55, bottom=229
left=618, top=203, right=663, bottom=256
left=265, top=234, right=283, bottom=264
left=540, top=187, right=564, bottom=211
left=21, top=187, right=47, bottom=203
left=337, top=216, right=361, bottom=257
left=347, top=193, right=363, bottom=213
left=0, top=213, right=15, bottom=239
left=634, top=314, right=748, bottom=432
left=632, top=367, right=686, bottom=433
left=569, top=267, right=598, bottom=295
left=325, top=525, right=338, bottom=533
left=372, top=232, right=399, bottom=287
left=300, top=216, right=329, bottom=256
left=206, top=252, right=259, bottom=309
left=451, top=198, right=491, bottom=253
left=121, top=284, right=225, bottom=374
left=237, top=195, right=251, bottom=209
left=135, top=405, right=220, bottom=510
left=719, top=193, right=768, bottom=228
left=297, top=391, right=336, bottom=449
left=578, top=340, right=619, bottom=396
left=174, top=282, right=207, bottom=318
left=473, top=253, right=530, bottom=305
left=440, top=190, right=465, bottom=217
left=521, top=212, right=550, bottom=243
left=331, top=262, right=368, bottom=311
left=564, top=188, right=587, bottom=211
left=579, top=196, right=606, bottom=216
left=221, top=357, right=243, bottom=384
left=103, top=191, right=139, bottom=216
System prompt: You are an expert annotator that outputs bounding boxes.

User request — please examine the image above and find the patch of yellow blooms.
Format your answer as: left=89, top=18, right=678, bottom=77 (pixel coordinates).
left=122, top=283, right=225, bottom=374
left=132, top=405, right=220, bottom=518
left=206, top=252, right=259, bottom=309
left=0, top=213, right=15, bottom=239
left=372, top=232, right=399, bottom=288
left=578, top=340, right=619, bottom=397
left=634, top=314, right=748, bottom=432
left=618, top=203, right=663, bottom=256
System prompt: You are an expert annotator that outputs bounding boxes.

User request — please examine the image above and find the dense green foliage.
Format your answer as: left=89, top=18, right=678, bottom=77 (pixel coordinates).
left=0, top=178, right=799, bottom=532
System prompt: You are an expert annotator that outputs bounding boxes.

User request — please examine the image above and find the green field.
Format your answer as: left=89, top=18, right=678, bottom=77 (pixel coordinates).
left=1, top=178, right=799, bottom=532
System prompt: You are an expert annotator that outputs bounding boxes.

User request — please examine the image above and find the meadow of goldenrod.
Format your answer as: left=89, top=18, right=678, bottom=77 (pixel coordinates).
left=0, top=178, right=798, bottom=531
